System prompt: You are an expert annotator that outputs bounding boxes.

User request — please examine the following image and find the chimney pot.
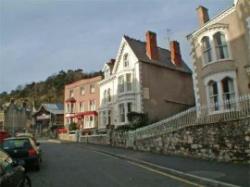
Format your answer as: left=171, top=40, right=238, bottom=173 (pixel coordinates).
left=170, top=40, right=182, bottom=66
left=146, top=31, right=159, bottom=60
left=196, top=6, right=209, bottom=27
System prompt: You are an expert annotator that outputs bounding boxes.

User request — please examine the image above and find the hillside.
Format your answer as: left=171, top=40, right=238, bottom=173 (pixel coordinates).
left=0, top=69, right=103, bottom=109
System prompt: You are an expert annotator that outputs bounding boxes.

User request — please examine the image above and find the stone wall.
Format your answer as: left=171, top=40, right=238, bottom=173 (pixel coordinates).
left=133, top=118, right=250, bottom=163
left=80, top=118, right=250, bottom=163
left=58, top=133, right=77, bottom=142
left=80, top=134, right=110, bottom=145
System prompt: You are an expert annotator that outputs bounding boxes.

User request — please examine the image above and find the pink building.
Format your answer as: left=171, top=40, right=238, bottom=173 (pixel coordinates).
left=64, top=76, right=102, bottom=135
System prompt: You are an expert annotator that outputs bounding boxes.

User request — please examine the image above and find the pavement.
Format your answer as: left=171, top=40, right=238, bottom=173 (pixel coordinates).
left=79, top=143, right=249, bottom=187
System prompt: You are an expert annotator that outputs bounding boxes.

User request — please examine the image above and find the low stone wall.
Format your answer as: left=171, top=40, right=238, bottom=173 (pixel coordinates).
left=133, top=118, right=250, bottom=163
left=79, top=118, right=250, bottom=163
left=80, top=134, right=110, bottom=145
left=58, top=133, right=77, bottom=142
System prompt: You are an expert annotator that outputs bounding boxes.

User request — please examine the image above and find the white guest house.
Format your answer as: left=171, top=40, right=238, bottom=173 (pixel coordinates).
left=98, top=31, right=195, bottom=131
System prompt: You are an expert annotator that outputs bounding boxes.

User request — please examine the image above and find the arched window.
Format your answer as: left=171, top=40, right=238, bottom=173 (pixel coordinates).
left=213, top=32, right=229, bottom=60
left=208, top=80, right=219, bottom=111
left=221, top=77, right=235, bottom=109
left=123, top=53, right=129, bottom=68
left=201, top=36, right=212, bottom=63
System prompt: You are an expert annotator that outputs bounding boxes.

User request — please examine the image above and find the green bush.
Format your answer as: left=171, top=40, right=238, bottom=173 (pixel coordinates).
left=68, top=122, right=77, bottom=131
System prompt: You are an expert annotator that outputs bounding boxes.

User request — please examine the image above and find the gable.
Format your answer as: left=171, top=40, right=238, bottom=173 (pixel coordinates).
left=112, top=37, right=139, bottom=74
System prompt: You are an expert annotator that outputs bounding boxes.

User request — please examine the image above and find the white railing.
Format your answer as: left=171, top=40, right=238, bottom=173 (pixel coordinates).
left=134, top=94, right=250, bottom=140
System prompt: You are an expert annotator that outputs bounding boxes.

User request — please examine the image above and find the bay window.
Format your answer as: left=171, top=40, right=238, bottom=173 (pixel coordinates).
left=213, top=32, right=229, bottom=60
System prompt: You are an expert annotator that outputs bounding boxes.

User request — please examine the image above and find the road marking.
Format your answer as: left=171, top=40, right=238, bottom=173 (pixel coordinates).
left=135, top=160, right=240, bottom=187
left=88, top=148, right=202, bottom=186
left=84, top=146, right=240, bottom=187
left=127, top=161, right=203, bottom=187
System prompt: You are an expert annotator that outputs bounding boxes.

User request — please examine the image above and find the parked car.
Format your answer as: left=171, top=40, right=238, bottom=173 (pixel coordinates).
left=0, top=148, right=31, bottom=187
left=15, top=133, right=42, bottom=161
left=0, top=131, right=10, bottom=144
left=2, top=137, right=41, bottom=171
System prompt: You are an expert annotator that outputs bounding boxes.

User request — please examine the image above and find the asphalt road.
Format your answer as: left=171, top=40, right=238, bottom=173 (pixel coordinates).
left=28, top=142, right=199, bottom=187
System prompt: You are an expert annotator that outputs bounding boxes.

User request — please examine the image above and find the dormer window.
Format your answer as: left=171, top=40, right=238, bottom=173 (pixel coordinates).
left=201, top=36, right=212, bottom=64
left=213, top=32, right=229, bottom=60
left=123, top=53, right=129, bottom=68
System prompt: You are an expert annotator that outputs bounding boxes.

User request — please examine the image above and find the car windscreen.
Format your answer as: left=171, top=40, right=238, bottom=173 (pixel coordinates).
left=3, top=139, right=31, bottom=150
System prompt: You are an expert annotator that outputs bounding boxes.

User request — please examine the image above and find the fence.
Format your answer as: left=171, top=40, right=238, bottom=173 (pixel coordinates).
left=134, top=94, right=250, bottom=140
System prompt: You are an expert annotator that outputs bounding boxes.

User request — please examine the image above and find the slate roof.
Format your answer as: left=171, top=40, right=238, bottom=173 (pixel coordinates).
left=123, top=35, right=192, bottom=74
left=37, top=103, right=64, bottom=115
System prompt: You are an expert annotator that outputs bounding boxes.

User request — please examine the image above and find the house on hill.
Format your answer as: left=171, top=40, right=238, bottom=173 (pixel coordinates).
left=98, top=31, right=195, bottom=131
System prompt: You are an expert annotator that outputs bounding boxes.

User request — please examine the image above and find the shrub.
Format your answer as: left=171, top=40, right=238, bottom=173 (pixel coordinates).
left=68, top=122, right=77, bottom=131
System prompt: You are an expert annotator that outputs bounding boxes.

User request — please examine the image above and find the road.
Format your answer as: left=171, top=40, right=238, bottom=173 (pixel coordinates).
left=29, top=142, right=200, bottom=187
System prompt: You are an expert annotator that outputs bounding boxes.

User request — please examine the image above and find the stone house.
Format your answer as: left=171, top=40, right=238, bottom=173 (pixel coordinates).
left=98, top=31, right=195, bottom=131
left=187, top=0, right=250, bottom=114
left=64, top=76, right=102, bottom=135
left=3, top=100, right=32, bottom=135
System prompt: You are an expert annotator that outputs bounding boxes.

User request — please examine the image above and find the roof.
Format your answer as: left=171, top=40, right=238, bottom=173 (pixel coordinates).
left=187, top=5, right=235, bottom=40
left=123, top=35, right=192, bottom=74
left=37, top=103, right=64, bottom=115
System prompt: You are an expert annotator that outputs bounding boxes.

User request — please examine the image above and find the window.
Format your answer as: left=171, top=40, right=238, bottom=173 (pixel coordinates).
left=69, top=90, right=74, bottom=97
left=123, top=53, right=129, bottom=68
left=80, top=87, right=85, bottom=95
left=79, top=102, right=84, bottom=112
left=107, top=88, right=111, bottom=102
left=118, top=76, right=125, bottom=93
left=70, top=103, right=74, bottom=113
left=103, top=90, right=107, bottom=103
left=126, top=74, right=132, bottom=91
left=89, top=100, right=96, bottom=111
left=108, top=110, right=111, bottom=125
left=201, top=36, right=212, bottom=63
left=208, top=81, right=219, bottom=111
left=119, top=104, right=125, bottom=122
left=222, top=77, right=235, bottom=109
left=103, top=111, right=107, bottom=126
left=127, top=102, right=132, bottom=113
left=213, top=32, right=229, bottom=60
left=90, top=85, right=95, bottom=93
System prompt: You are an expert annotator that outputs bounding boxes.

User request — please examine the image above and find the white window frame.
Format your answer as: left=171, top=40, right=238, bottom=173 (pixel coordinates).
left=199, top=28, right=232, bottom=66
left=204, top=71, right=238, bottom=113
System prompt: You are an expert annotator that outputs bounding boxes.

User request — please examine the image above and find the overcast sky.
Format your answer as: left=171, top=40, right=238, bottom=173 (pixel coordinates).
left=0, top=0, right=234, bottom=93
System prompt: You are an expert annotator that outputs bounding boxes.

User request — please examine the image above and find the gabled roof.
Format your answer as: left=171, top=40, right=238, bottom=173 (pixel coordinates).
left=36, top=103, right=64, bottom=115
left=123, top=35, right=192, bottom=74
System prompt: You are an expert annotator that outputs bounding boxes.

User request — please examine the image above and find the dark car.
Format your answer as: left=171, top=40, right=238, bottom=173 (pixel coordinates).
left=2, top=137, right=41, bottom=171
left=0, top=149, right=31, bottom=187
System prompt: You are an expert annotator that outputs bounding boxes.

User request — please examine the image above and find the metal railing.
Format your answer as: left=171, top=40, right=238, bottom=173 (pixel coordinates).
left=134, top=94, right=250, bottom=140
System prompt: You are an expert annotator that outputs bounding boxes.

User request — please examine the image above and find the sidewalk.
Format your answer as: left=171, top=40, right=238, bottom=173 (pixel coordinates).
left=81, top=144, right=249, bottom=187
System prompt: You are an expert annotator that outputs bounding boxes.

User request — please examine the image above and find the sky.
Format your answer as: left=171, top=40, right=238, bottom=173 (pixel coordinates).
left=0, top=0, right=234, bottom=93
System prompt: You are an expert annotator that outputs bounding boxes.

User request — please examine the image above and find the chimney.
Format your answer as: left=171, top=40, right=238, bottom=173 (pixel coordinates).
left=170, top=40, right=182, bottom=66
left=146, top=31, right=159, bottom=60
left=196, top=6, right=209, bottom=27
